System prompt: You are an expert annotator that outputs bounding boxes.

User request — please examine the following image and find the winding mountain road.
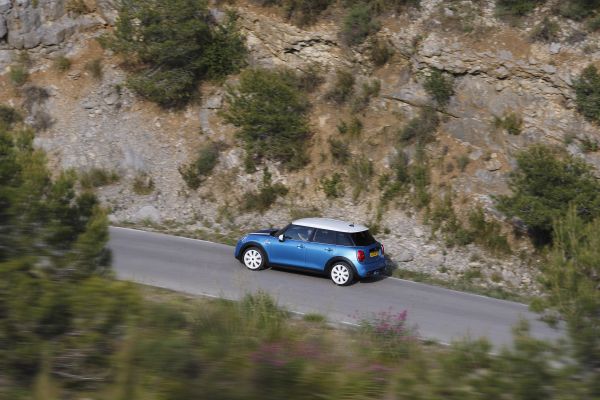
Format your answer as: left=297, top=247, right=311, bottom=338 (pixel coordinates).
left=109, top=226, right=563, bottom=347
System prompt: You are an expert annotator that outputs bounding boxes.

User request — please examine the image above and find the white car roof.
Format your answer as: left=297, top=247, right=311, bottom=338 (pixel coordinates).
left=291, top=218, right=369, bottom=233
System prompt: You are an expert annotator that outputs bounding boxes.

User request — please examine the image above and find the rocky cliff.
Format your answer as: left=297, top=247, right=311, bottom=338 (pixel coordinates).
left=2, top=0, right=600, bottom=296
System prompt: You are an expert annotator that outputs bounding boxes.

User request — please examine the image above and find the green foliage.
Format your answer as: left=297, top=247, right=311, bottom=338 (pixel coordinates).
left=283, top=0, right=334, bottom=26
left=340, top=3, right=380, bottom=46
left=369, top=38, right=394, bottom=66
left=347, top=156, right=374, bottom=200
left=53, top=56, right=72, bottom=72
left=495, top=0, right=545, bottom=17
left=574, top=65, right=600, bottom=122
left=65, top=0, right=90, bottom=14
left=530, top=17, right=560, bottom=42
left=532, top=209, right=600, bottom=392
left=580, top=136, right=599, bottom=153
left=132, top=173, right=154, bottom=195
left=9, top=65, right=28, bottom=86
left=587, top=14, right=600, bottom=31
left=456, top=154, right=470, bottom=172
left=84, top=58, right=103, bottom=80
left=493, top=112, right=523, bottom=135
left=326, top=69, right=355, bottom=104
left=223, top=69, right=311, bottom=170
left=350, top=79, right=381, bottom=113
left=0, top=105, right=22, bottom=130
left=321, top=172, right=345, bottom=198
left=399, top=107, right=440, bottom=145
left=108, top=0, right=246, bottom=107
left=242, top=169, right=289, bottom=213
left=179, top=142, right=221, bottom=190
left=496, top=145, right=600, bottom=245
left=423, top=69, right=454, bottom=107
left=328, top=137, right=350, bottom=164
left=337, top=116, right=363, bottom=138
left=557, top=0, right=600, bottom=20
left=429, top=194, right=474, bottom=247
left=0, top=114, right=136, bottom=385
left=79, top=168, right=120, bottom=189
left=468, top=207, right=512, bottom=254
left=296, top=64, right=325, bottom=92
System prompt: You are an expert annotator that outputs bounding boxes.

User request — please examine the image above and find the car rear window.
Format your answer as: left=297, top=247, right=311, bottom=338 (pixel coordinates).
left=351, top=230, right=376, bottom=246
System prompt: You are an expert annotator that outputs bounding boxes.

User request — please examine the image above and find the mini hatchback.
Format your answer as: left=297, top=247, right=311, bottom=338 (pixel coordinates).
left=234, top=218, right=386, bottom=286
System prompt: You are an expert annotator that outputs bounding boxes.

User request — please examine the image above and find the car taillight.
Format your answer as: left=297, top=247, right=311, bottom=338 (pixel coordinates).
left=381, top=243, right=384, bottom=255
left=357, top=250, right=365, bottom=262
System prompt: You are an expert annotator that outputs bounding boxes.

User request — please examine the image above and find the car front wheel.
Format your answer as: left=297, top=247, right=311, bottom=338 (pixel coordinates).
left=330, top=262, right=354, bottom=286
left=242, top=247, right=266, bottom=271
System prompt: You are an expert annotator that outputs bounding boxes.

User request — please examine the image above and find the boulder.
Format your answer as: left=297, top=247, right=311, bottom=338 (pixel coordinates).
left=0, top=0, right=12, bottom=13
left=133, top=205, right=161, bottom=223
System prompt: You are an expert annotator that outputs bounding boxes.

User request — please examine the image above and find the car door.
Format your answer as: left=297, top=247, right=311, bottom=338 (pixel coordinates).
left=267, top=225, right=313, bottom=268
left=305, top=229, right=337, bottom=271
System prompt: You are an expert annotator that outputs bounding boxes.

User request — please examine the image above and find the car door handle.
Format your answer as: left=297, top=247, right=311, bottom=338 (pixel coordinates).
left=325, top=248, right=333, bottom=252
left=297, top=244, right=304, bottom=249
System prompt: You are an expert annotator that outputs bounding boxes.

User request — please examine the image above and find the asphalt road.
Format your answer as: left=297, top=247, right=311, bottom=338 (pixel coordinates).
left=109, top=226, right=563, bottom=347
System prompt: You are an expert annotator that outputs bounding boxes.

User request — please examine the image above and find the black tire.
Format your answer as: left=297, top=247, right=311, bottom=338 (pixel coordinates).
left=242, top=246, right=266, bottom=271
left=329, top=262, right=354, bottom=286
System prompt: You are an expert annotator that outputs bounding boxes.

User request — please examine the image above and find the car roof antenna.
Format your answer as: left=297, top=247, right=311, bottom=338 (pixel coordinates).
left=349, top=222, right=354, bottom=227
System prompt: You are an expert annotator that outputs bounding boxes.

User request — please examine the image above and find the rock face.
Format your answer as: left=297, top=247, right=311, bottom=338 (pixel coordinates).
left=0, top=0, right=103, bottom=54
left=6, top=0, right=600, bottom=297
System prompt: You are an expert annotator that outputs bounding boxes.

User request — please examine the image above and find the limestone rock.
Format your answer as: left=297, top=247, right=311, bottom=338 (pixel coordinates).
left=134, top=205, right=161, bottom=223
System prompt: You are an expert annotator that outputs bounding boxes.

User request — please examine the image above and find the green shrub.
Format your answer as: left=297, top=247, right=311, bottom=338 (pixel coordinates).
left=493, top=112, right=523, bottom=135
left=557, top=0, right=600, bottom=20
left=457, top=154, right=470, bottom=172
left=343, top=0, right=420, bottom=14
left=587, top=14, right=600, bottom=31
left=429, top=194, right=474, bottom=247
left=9, top=65, right=28, bottom=86
left=0, top=105, right=22, bottom=129
left=399, top=107, right=440, bottom=145
left=574, top=65, right=600, bottom=122
left=296, top=64, right=325, bottom=92
left=79, top=168, right=120, bottom=189
left=340, top=4, right=380, bottom=46
left=468, top=207, right=511, bottom=254
left=65, top=0, right=90, bottom=14
left=326, top=69, right=355, bottom=104
left=496, top=145, right=600, bottom=245
left=223, top=69, right=311, bottom=170
left=321, top=172, right=345, bottom=198
left=179, top=142, right=221, bottom=190
left=328, top=137, right=350, bottom=164
left=580, top=136, right=599, bottom=153
left=423, top=69, right=454, bottom=107
left=133, top=173, right=154, bottom=195
left=53, top=56, right=72, bottom=72
left=348, top=156, right=374, bottom=200
left=495, top=0, right=545, bottom=18
left=369, top=38, right=394, bottom=66
left=243, top=169, right=289, bottom=213
left=337, top=117, right=363, bottom=138
left=108, top=0, right=246, bottom=108
left=284, top=0, right=334, bottom=26
left=530, top=17, right=560, bottom=42
left=351, top=79, right=381, bottom=113
left=85, top=58, right=103, bottom=80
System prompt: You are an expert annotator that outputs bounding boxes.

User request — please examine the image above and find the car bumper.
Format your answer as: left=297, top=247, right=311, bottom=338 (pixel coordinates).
left=356, top=258, right=387, bottom=278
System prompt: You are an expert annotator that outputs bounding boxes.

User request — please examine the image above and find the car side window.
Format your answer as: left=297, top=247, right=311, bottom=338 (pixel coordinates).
left=336, top=232, right=353, bottom=246
left=284, top=225, right=314, bottom=242
left=313, top=229, right=336, bottom=245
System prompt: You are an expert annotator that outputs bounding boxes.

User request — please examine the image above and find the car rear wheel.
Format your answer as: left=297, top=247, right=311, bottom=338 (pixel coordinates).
left=243, top=247, right=266, bottom=271
left=330, top=262, right=354, bottom=286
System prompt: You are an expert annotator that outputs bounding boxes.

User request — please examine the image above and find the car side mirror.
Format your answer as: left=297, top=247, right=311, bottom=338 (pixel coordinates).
left=278, top=234, right=285, bottom=242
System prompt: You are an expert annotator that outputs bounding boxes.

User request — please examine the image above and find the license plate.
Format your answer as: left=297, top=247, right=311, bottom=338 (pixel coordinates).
left=370, top=250, right=378, bottom=257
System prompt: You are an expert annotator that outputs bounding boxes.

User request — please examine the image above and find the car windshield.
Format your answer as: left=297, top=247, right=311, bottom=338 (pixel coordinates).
left=351, top=230, right=376, bottom=246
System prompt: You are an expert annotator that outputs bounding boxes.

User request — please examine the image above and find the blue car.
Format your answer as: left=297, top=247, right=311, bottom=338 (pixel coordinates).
left=234, top=218, right=386, bottom=286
